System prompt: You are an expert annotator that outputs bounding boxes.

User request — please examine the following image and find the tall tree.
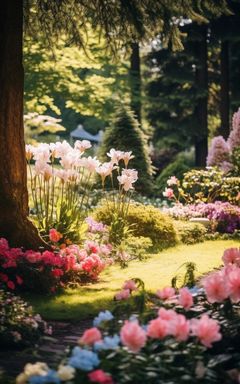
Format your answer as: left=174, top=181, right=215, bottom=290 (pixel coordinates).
left=0, top=0, right=229, bottom=247
left=129, top=42, right=142, bottom=124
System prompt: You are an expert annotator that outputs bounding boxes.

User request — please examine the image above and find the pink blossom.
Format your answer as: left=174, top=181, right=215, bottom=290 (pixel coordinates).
left=207, top=136, right=230, bottom=168
left=117, top=169, right=138, bottom=191
left=202, top=272, right=229, bottom=303
left=169, top=314, right=190, bottom=341
left=7, top=281, right=15, bottom=290
left=16, top=275, right=23, bottom=285
left=162, top=188, right=174, bottom=199
left=227, top=267, right=240, bottom=303
left=120, top=320, right=146, bottom=353
left=88, top=369, right=114, bottom=384
left=122, top=280, right=138, bottom=292
left=228, top=107, right=240, bottom=150
left=158, top=307, right=178, bottom=321
left=25, top=251, right=42, bottom=263
left=156, top=287, right=175, bottom=300
left=96, top=163, right=115, bottom=182
left=167, top=176, right=179, bottom=186
left=79, top=327, right=102, bottom=346
left=147, top=317, right=168, bottom=339
left=178, top=287, right=193, bottom=310
left=49, top=228, right=62, bottom=243
left=191, top=314, right=222, bottom=348
left=107, top=148, right=124, bottom=164
left=115, top=289, right=131, bottom=301
left=122, top=151, right=134, bottom=167
left=74, top=139, right=92, bottom=153
left=222, top=248, right=240, bottom=266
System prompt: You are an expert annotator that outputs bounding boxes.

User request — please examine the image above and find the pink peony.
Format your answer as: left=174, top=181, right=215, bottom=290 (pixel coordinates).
left=147, top=317, right=168, bottom=339
left=115, top=289, right=131, bottom=301
left=79, top=327, right=102, bottom=346
left=227, top=267, right=240, bottom=303
left=191, top=314, right=222, bottom=348
left=158, top=307, right=178, bottom=321
left=49, top=228, right=62, bottom=243
left=202, top=272, right=229, bottom=303
left=156, top=287, right=175, bottom=300
left=178, top=287, right=193, bottom=310
left=222, top=248, right=240, bottom=266
left=88, top=369, right=114, bottom=384
left=122, top=280, right=138, bottom=292
left=169, top=314, right=190, bottom=341
left=163, top=188, right=174, bottom=199
left=120, top=320, right=146, bottom=353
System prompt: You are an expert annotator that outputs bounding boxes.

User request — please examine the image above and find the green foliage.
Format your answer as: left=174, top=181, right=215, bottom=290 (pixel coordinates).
left=98, top=105, right=153, bottom=193
left=171, top=262, right=197, bottom=289
left=174, top=220, right=207, bottom=245
left=181, top=167, right=240, bottom=204
left=24, top=113, right=65, bottom=144
left=94, top=202, right=177, bottom=250
left=155, top=152, right=194, bottom=193
left=0, top=290, right=49, bottom=348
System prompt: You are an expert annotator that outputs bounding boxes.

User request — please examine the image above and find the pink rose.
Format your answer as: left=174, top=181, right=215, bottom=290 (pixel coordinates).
left=88, top=369, right=114, bottom=384
left=156, top=287, right=175, bottom=300
left=147, top=317, right=168, bottom=339
left=222, top=248, right=240, bottom=266
left=49, top=228, right=62, bottom=243
left=79, top=327, right=102, bottom=345
left=120, top=320, right=146, bottom=353
left=122, top=280, right=138, bottom=292
left=178, top=287, right=193, bottom=310
left=191, top=314, right=222, bottom=348
left=115, top=289, right=131, bottom=301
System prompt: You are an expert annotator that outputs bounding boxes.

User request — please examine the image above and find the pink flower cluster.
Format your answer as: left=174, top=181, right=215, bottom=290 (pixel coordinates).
left=115, top=280, right=138, bottom=301
left=119, top=308, right=221, bottom=353
left=0, top=238, right=113, bottom=292
left=202, top=248, right=240, bottom=303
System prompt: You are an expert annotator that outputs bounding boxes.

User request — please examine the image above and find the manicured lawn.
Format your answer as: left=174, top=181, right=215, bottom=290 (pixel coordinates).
left=25, top=239, right=239, bottom=321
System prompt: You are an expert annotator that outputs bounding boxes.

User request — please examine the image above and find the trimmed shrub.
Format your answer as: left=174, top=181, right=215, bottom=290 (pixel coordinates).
left=173, top=220, right=207, bottom=244
left=94, top=202, right=178, bottom=250
left=98, top=104, right=153, bottom=193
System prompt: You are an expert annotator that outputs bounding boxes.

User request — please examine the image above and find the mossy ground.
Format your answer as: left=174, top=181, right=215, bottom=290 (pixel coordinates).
left=24, top=239, right=239, bottom=321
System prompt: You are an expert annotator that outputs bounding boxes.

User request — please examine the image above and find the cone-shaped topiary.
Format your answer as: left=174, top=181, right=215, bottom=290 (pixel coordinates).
left=98, top=104, right=153, bottom=193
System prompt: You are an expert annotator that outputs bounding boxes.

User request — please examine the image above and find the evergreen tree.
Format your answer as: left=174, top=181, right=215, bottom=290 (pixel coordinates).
left=98, top=105, right=153, bottom=193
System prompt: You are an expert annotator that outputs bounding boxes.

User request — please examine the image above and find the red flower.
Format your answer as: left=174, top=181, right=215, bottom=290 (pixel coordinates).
left=0, top=272, right=8, bottom=282
left=7, top=281, right=15, bottom=290
left=88, top=370, right=114, bottom=384
left=16, top=275, right=23, bottom=285
left=51, top=268, right=64, bottom=277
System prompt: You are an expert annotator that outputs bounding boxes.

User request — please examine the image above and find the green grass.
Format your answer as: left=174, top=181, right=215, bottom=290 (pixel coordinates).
left=24, top=239, right=239, bottom=322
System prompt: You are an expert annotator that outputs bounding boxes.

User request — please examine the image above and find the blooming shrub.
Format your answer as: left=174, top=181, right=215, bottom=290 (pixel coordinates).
left=164, top=201, right=240, bottom=233
left=206, top=136, right=231, bottom=169
left=162, top=168, right=240, bottom=205
left=17, top=249, right=240, bottom=384
left=0, top=289, right=51, bottom=348
left=0, top=237, right=112, bottom=293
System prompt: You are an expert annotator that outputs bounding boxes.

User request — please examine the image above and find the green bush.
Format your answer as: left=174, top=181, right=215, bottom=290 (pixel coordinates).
left=155, top=152, right=193, bottom=193
left=94, top=202, right=178, bottom=250
left=181, top=167, right=240, bottom=204
left=98, top=104, right=153, bottom=194
left=173, top=220, right=207, bottom=244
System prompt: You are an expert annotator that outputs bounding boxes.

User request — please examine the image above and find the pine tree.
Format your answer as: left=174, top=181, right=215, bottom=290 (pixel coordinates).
left=98, top=105, right=153, bottom=193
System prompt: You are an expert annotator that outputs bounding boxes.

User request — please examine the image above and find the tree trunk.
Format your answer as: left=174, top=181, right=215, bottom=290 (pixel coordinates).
left=219, top=40, right=230, bottom=139
left=130, top=42, right=142, bottom=124
left=0, top=0, right=47, bottom=249
left=195, top=26, right=208, bottom=167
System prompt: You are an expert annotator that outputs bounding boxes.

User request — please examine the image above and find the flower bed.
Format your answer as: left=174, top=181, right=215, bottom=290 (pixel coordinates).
left=16, top=248, right=240, bottom=384
left=164, top=201, right=240, bottom=233
left=0, top=237, right=113, bottom=294
left=0, top=289, right=51, bottom=348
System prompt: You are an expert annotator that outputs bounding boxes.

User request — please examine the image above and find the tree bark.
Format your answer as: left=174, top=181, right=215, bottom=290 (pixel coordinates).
left=195, top=26, right=208, bottom=167
left=130, top=42, right=142, bottom=125
left=219, top=40, right=230, bottom=139
left=0, top=0, right=47, bottom=249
